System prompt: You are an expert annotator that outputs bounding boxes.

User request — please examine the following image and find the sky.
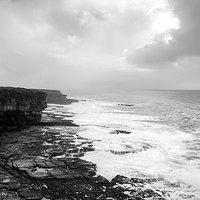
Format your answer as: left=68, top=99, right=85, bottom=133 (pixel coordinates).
left=0, top=0, right=200, bottom=91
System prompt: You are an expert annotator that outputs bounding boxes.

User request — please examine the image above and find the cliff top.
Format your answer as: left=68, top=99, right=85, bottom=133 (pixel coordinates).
left=31, top=88, right=78, bottom=105
left=0, top=87, right=47, bottom=111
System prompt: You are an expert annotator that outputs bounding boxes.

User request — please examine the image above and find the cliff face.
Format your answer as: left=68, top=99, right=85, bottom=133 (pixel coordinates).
left=34, top=89, right=78, bottom=105
left=0, top=87, right=47, bottom=131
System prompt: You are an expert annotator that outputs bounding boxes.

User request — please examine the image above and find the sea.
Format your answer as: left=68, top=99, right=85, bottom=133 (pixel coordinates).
left=62, top=90, right=200, bottom=199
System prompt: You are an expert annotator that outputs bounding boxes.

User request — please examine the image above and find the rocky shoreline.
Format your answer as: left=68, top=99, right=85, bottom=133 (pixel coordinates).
left=0, top=88, right=166, bottom=199
left=0, top=87, right=78, bottom=131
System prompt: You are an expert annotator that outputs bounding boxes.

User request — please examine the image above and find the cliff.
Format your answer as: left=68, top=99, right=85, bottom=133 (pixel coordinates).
left=34, top=89, right=78, bottom=105
left=0, top=87, right=47, bottom=131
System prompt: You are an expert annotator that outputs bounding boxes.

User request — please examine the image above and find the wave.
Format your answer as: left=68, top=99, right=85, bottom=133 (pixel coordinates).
left=63, top=98, right=200, bottom=200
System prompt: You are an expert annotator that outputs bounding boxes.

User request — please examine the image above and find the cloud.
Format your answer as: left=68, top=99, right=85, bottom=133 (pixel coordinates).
left=127, top=0, right=200, bottom=66
left=1, top=0, right=199, bottom=90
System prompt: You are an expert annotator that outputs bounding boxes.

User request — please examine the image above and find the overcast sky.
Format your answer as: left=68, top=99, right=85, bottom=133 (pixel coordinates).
left=0, top=0, right=200, bottom=91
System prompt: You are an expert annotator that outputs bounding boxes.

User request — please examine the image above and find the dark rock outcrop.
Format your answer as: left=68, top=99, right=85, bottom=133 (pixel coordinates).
left=118, top=103, right=134, bottom=107
left=110, top=129, right=131, bottom=134
left=41, top=104, right=78, bottom=127
left=0, top=124, right=166, bottom=200
left=0, top=87, right=47, bottom=131
left=34, top=89, right=78, bottom=105
left=0, top=89, right=168, bottom=199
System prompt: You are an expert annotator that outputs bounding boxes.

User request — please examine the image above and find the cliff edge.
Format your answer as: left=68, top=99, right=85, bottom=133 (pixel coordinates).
left=0, top=87, right=47, bottom=131
left=33, top=89, right=78, bottom=105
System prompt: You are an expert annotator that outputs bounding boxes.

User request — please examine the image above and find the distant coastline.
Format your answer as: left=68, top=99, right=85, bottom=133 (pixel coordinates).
left=32, top=88, right=78, bottom=105
left=0, top=87, right=78, bottom=131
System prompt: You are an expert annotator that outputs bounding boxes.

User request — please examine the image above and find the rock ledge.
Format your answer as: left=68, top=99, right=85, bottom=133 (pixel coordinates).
left=0, top=87, right=47, bottom=131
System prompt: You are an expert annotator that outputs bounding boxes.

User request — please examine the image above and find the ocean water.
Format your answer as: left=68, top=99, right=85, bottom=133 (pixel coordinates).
left=64, top=90, right=200, bottom=199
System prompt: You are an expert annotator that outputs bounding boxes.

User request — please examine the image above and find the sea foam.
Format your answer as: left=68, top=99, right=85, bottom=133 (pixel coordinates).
left=65, top=98, right=200, bottom=199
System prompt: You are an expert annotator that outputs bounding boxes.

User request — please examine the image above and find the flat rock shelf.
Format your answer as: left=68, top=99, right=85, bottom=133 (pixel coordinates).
left=0, top=88, right=166, bottom=200
left=0, top=104, right=166, bottom=200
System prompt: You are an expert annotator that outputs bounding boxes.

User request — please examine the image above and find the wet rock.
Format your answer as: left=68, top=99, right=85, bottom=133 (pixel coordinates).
left=0, top=169, right=12, bottom=185
left=8, top=179, right=21, bottom=190
left=48, top=168, right=77, bottom=179
left=18, top=186, right=43, bottom=200
left=109, top=150, right=132, bottom=155
left=118, top=103, right=134, bottom=107
left=25, top=167, right=50, bottom=179
left=0, top=184, right=7, bottom=190
left=12, top=159, right=36, bottom=169
left=0, top=189, right=21, bottom=200
left=35, top=159, right=64, bottom=168
left=36, top=120, right=78, bottom=127
left=0, top=103, right=168, bottom=200
left=110, top=130, right=131, bottom=134
left=110, top=175, right=166, bottom=200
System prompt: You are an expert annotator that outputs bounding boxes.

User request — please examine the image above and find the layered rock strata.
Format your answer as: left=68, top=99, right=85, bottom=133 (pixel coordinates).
left=0, top=89, right=167, bottom=199
left=34, top=89, right=78, bottom=105
left=0, top=87, right=47, bottom=131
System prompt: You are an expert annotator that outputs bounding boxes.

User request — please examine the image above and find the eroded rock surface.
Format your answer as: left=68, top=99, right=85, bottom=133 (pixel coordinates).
left=118, top=104, right=134, bottom=107
left=0, top=103, right=167, bottom=199
left=0, top=87, right=47, bottom=131
left=0, top=128, right=166, bottom=199
left=110, top=130, right=131, bottom=134
left=34, top=89, right=78, bottom=105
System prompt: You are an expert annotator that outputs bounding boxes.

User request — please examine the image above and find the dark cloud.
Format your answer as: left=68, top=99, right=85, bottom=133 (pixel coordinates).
left=127, top=0, right=200, bottom=65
